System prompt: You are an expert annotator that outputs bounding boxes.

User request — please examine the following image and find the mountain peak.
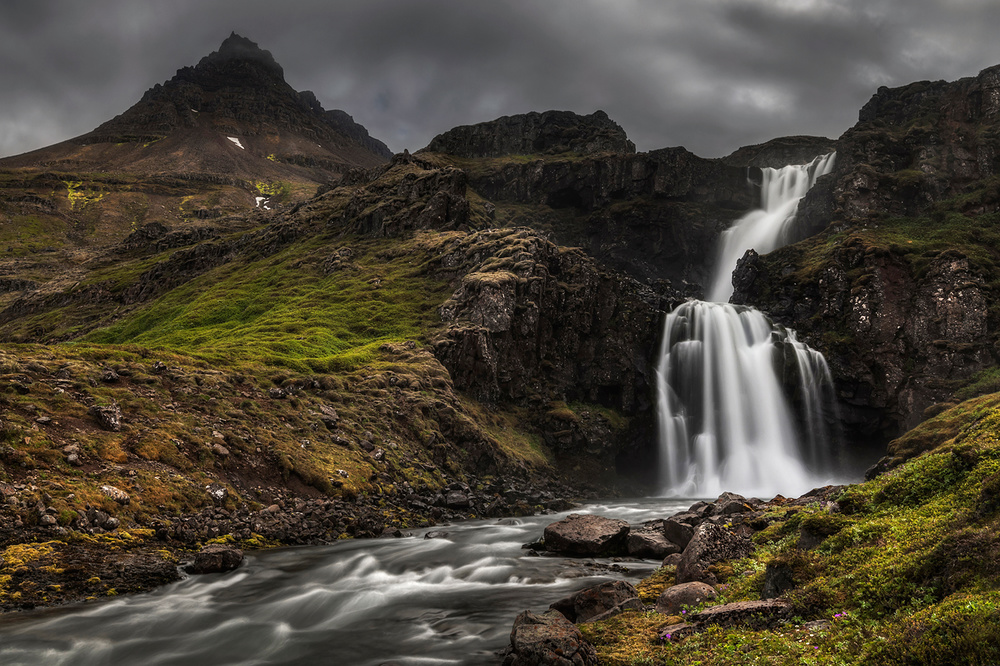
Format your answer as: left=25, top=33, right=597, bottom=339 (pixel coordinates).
left=195, top=32, right=283, bottom=79
left=0, top=33, right=390, bottom=178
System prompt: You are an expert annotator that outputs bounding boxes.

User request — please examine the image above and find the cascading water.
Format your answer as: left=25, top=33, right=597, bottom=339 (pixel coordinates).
left=707, top=152, right=836, bottom=303
left=656, top=153, right=839, bottom=498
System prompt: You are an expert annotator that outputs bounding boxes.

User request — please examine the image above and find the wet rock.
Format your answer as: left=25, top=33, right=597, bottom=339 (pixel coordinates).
left=655, top=581, right=717, bottom=615
left=676, top=523, right=754, bottom=585
left=542, top=514, right=629, bottom=557
left=424, top=531, right=450, bottom=540
left=189, top=543, right=244, bottom=574
left=501, top=609, right=598, bottom=666
left=549, top=580, right=639, bottom=623
left=39, top=514, right=57, bottom=527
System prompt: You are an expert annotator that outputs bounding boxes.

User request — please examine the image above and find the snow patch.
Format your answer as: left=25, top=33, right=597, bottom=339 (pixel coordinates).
left=255, top=197, right=267, bottom=208
left=227, top=137, right=245, bottom=150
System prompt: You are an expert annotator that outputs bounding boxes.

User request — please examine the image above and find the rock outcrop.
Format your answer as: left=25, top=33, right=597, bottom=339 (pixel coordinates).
left=425, top=110, right=635, bottom=158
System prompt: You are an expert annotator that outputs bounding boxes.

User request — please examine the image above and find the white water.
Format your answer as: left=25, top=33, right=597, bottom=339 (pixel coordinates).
left=0, top=499, right=685, bottom=666
left=656, top=153, right=839, bottom=498
left=707, top=152, right=836, bottom=303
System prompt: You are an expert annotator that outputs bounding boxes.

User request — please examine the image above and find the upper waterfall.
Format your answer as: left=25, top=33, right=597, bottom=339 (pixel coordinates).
left=707, top=152, right=836, bottom=303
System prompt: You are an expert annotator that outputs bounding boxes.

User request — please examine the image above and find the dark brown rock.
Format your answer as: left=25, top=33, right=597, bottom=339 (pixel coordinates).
left=542, top=514, right=630, bottom=557
left=424, top=110, right=635, bottom=158
left=658, top=622, right=697, bottom=642
left=676, top=523, right=754, bottom=585
left=550, top=580, right=639, bottom=623
left=662, top=518, right=696, bottom=550
left=503, top=609, right=599, bottom=666
left=189, top=543, right=244, bottom=574
left=627, top=524, right=681, bottom=559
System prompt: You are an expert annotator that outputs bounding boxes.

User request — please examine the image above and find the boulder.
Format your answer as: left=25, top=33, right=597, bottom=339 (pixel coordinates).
left=542, top=514, right=629, bottom=557
left=662, top=518, right=696, bottom=550
left=626, top=523, right=681, bottom=559
left=550, top=580, right=639, bottom=623
left=676, top=523, right=754, bottom=585
left=502, top=609, right=599, bottom=666
left=690, top=599, right=792, bottom=628
left=189, top=543, right=244, bottom=574
left=655, top=581, right=718, bottom=615
left=714, top=492, right=755, bottom=516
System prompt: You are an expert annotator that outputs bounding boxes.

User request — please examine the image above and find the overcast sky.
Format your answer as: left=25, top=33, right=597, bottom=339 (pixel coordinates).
left=3, top=0, right=1000, bottom=159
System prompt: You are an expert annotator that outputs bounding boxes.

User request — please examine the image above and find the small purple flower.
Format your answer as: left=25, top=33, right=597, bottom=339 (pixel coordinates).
left=681, top=610, right=686, bottom=614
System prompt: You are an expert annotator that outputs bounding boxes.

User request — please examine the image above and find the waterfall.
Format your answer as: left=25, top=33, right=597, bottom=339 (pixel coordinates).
left=707, top=152, right=836, bottom=303
left=656, top=152, right=838, bottom=497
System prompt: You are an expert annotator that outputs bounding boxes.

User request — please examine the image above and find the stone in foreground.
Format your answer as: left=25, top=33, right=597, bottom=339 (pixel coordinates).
left=542, top=513, right=629, bottom=557
left=550, top=580, right=640, bottom=623
left=676, top=523, right=754, bottom=584
left=501, top=609, right=599, bottom=666
left=655, top=581, right=717, bottom=615
left=690, top=599, right=792, bottom=628
left=188, top=543, right=244, bottom=574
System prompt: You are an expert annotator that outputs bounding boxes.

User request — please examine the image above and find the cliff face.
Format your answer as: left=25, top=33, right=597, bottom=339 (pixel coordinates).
left=732, top=65, right=1000, bottom=447
left=424, top=110, right=635, bottom=158
left=421, top=114, right=777, bottom=292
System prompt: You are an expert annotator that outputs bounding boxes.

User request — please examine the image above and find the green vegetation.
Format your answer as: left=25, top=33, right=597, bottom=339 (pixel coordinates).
left=584, top=394, right=1000, bottom=664
left=83, top=234, right=451, bottom=372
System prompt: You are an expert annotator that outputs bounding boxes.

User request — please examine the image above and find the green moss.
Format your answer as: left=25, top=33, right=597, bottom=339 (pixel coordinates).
left=81, top=234, right=451, bottom=372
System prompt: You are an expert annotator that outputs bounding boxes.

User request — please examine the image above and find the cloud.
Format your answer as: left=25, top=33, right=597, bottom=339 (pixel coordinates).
left=1, top=0, right=1000, bottom=159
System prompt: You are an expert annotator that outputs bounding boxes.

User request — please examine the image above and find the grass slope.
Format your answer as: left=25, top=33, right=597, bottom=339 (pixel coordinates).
left=84, top=232, right=452, bottom=372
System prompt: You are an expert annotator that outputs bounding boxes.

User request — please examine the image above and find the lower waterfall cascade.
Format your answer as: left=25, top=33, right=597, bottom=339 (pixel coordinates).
left=656, top=152, right=840, bottom=497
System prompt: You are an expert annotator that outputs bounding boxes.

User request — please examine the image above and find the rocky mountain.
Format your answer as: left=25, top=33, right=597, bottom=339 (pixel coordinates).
left=0, top=33, right=390, bottom=182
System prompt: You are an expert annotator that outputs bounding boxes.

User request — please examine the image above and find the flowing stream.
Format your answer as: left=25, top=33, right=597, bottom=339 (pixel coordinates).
left=656, top=153, right=840, bottom=498
left=0, top=499, right=688, bottom=666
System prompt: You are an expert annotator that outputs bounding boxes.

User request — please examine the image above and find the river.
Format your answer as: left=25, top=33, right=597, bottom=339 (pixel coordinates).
left=0, top=497, right=691, bottom=666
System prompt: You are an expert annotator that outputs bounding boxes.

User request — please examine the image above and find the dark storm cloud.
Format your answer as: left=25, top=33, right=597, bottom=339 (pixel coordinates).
left=2, top=0, right=1000, bottom=159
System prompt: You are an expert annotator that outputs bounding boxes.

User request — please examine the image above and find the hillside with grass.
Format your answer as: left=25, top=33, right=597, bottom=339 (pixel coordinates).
left=578, top=392, right=1000, bottom=665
